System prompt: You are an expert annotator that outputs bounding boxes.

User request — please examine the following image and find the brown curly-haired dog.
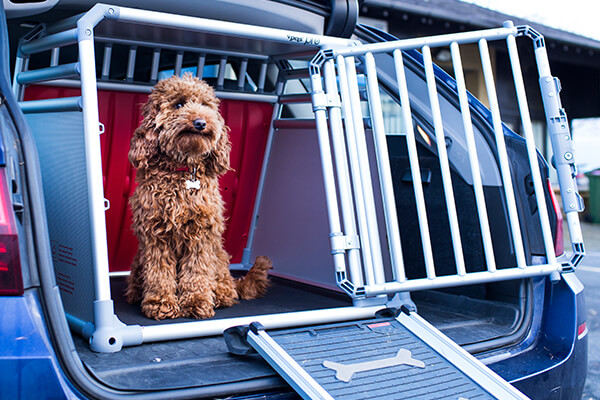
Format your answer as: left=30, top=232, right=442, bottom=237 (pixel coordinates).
left=126, top=74, right=271, bottom=320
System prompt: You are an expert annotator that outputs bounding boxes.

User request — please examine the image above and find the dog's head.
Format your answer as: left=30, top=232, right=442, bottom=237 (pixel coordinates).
left=129, top=73, right=231, bottom=176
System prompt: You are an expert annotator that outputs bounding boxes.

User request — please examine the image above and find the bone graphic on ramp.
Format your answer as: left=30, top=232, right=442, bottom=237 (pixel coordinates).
left=322, top=348, right=426, bottom=382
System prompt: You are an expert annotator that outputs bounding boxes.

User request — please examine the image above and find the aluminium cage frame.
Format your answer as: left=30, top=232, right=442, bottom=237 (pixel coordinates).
left=12, top=4, right=584, bottom=353
left=307, top=21, right=585, bottom=300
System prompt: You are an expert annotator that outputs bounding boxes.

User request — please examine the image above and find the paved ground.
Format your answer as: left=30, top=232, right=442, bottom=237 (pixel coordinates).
left=574, top=222, right=600, bottom=400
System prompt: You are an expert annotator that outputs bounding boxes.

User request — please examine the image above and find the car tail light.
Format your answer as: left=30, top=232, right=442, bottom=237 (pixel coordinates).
left=547, top=179, right=564, bottom=256
left=0, top=169, right=23, bottom=295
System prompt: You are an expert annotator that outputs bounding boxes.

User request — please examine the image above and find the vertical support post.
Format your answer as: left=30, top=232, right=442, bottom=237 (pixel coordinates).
left=309, top=65, right=348, bottom=281
left=150, top=48, right=161, bottom=83
left=196, top=53, right=206, bottom=79
left=392, top=49, right=436, bottom=279
left=322, top=59, right=363, bottom=287
left=344, top=57, right=385, bottom=285
left=450, top=42, right=497, bottom=272
left=174, top=51, right=184, bottom=77
left=77, top=23, right=112, bottom=303
left=51, top=48, right=60, bottom=67
left=336, top=55, right=370, bottom=288
left=258, top=61, right=268, bottom=92
left=238, top=58, right=248, bottom=90
left=479, top=38, right=527, bottom=269
left=217, top=56, right=227, bottom=89
left=101, top=43, right=112, bottom=80
left=126, top=45, right=136, bottom=81
left=506, top=34, right=557, bottom=267
left=422, top=45, right=466, bottom=276
left=363, top=52, right=406, bottom=282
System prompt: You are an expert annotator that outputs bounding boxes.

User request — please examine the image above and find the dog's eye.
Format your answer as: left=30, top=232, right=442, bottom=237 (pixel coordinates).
left=175, top=102, right=184, bottom=109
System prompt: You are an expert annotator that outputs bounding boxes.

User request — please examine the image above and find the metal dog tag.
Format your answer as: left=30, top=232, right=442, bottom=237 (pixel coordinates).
left=185, top=179, right=202, bottom=190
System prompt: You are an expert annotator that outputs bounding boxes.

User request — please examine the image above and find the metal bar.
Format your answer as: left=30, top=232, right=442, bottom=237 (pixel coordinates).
left=12, top=56, right=25, bottom=100
left=344, top=57, right=385, bottom=285
left=450, top=42, right=497, bottom=272
left=479, top=38, right=527, bottom=269
left=217, top=56, right=227, bottom=88
left=422, top=45, right=466, bottom=276
left=20, top=28, right=78, bottom=55
left=17, top=62, right=80, bottom=85
left=142, top=305, right=383, bottom=342
left=283, top=68, right=310, bottom=79
left=506, top=34, right=557, bottom=267
left=174, top=51, right=184, bottom=77
left=247, top=328, right=334, bottom=400
left=238, top=58, right=248, bottom=90
left=150, top=48, right=160, bottom=82
left=51, top=48, right=60, bottom=67
left=310, top=66, right=348, bottom=282
left=336, top=55, right=371, bottom=287
left=258, top=61, right=268, bottom=92
left=126, top=46, right=137, bottom=81
left=364, top=52, right=406, bottom=282
left=335, top=26, right=518, bottom=58
left=113, top=5, right=352, bottom=49
left=101, top=43, right=112, bottom=80
left=323, top=59, right=363, bottom=288
left=19, top=96, right=83, bottom=114
left=196, top=53, right=206, bottom=79
left=78, top=34, right=112, bottom=302
left=362, top=263, right=560, bottom=296
left=392, top=49, right=436, bottom=279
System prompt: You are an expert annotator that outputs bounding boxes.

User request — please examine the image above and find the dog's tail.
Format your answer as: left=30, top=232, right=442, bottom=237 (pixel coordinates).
left=235, top=256, right=272, bottom=300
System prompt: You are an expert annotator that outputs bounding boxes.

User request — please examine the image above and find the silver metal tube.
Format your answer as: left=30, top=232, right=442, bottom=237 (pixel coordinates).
left=196, top=53, right=206, bottom=79
left=217, top=56, right=227, bottom=88
left=17, top=62, right=80, bottom=85
left=363, top=262, right=560, bottom=296
left=150, top=48, right=160, bottom=82
left=392, top=49, right=436, bottom=279
left=344, top=57, right=385, bottom=285
left=450, top=42, right=497, bottom=273
left=51, top=48, right=60, bottom=67
left=126, top=46, right=137, bottom=81
left=12, top=56, right=26, bottom=100
left=19, top=97, right=82, bottom=114
left=101, top=43, right=112, bottom=80
left=114, top=6, right=352, bottom=49
left=336, top=55, right=370, bottom=287
left=335, top=26, right=518, bottom=58
left=258, top=62, right=268, bottom=92
left=78, top=35, right=113, bottom=302
left=141, top=305, right=383, bottom=342
left=422, top=45, right=466, bottom=275
left=174, top=51, right=184, bottom=77
left=238, top=59, right=248, bottom=90
left=479, top=38, right=527, bottom=269
left=323, top=59, right=363, bottom=287
left=364, top=52, right=406, bottom=282
left=20, top=28, right=78, bottom=55
left=506, top=34, right=557, bottom=266
left=310, top=70, right=348, bottom=278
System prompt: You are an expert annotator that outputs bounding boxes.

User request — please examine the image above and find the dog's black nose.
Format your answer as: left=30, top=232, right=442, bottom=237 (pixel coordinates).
left=193, top=119, right=206, bottom=131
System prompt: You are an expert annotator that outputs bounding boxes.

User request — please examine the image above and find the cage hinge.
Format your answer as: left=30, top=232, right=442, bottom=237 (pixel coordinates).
left=312, top=91, right=341, bottom=112
left=329, top=232, right=360, bottom=255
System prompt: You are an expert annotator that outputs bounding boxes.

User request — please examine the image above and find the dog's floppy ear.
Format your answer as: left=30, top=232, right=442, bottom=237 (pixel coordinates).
left=205, top=114, right=231, bottom=176
left=129, top=101, right=160, bottom=170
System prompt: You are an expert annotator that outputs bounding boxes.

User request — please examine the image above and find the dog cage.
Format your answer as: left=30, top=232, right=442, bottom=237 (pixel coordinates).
left=13, top=4, right=584, bottom=354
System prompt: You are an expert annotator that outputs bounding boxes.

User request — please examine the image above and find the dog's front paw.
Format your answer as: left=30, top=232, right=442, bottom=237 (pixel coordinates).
left=179, top=292, right=216, bottom=319
left=141, top=296, right=181, bottom=320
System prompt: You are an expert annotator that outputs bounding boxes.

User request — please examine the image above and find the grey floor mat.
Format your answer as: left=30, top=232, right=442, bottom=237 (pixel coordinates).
left=75, top=278, right=520, bottom=392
